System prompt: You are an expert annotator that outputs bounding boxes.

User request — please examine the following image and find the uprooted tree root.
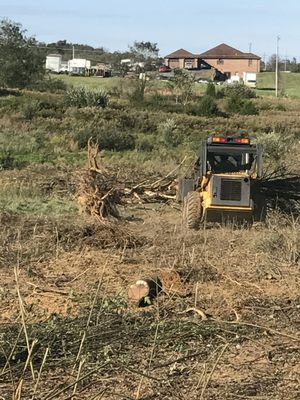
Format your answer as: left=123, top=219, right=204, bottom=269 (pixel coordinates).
left=75, top=169, right=122, bottom=221
left=74, top=140, right=123, bottom=222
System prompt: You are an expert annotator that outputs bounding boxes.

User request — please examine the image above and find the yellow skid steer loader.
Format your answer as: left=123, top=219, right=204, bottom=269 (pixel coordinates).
left=178, top=136, right=265, bottom=228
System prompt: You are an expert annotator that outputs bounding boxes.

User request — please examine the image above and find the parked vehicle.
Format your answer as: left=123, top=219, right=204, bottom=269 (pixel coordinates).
left=243, top=72, right=257, bottom=88
left=159, top=65, right=171, bottom=73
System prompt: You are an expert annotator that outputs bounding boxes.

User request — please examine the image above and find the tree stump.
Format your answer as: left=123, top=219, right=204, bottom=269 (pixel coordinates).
left=128, top=277, right=162, bottom=307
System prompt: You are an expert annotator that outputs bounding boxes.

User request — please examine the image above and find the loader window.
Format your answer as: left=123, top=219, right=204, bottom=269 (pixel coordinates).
left=207, top=152, right=254, bottom=173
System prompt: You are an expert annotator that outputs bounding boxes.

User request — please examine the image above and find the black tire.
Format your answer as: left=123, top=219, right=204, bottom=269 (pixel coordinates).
left=183, top=191, right=202, bottom=230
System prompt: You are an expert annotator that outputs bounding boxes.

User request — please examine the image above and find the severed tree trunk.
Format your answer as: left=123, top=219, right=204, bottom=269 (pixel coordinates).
left=128, top=277, right=163, bottom=307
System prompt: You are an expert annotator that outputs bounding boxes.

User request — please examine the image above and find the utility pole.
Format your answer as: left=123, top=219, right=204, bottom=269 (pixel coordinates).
left=249, top=42, right=252, bottom=53
left=72, top=45, right=75, bottom=59
left=275, top=36, right=280, bottom=97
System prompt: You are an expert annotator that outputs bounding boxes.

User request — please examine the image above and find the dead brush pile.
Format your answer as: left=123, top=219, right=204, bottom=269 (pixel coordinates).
left=0, top=212, right=144, bottom=269
left=258, top=170, right=300, bottom=214
left=74, top=140, right=182, bottom=222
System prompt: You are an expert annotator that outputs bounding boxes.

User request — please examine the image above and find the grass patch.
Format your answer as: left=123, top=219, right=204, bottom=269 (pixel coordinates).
left=257, top=71, right=300, bottom=97
left=0, top=197, right=78, bottom=215
left=55, top=74, right=126, bottom=90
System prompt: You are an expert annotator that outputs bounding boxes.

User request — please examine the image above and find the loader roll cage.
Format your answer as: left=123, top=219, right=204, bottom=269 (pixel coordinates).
left=195, top=140, right=263, bottom=178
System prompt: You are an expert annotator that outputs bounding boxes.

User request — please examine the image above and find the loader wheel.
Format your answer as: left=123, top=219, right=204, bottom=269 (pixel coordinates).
left=183, top=191, right=202, bottom=230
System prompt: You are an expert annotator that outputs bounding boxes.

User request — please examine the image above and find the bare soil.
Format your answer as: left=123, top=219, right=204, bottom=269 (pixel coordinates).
left=0, top=194, right=300, bottom=399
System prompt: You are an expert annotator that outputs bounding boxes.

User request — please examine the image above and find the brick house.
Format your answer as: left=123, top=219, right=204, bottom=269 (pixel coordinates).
left=164, top=48, right=226, bottom=80
left=164, top=48, right=200, bottom=69
left=199, top=43, right=261, bottom=78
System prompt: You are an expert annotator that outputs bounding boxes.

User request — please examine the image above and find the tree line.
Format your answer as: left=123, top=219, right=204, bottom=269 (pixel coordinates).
left=262, top=55, right=300, bottom=73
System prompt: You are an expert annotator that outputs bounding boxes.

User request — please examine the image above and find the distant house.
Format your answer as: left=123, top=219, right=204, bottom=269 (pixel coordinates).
left=46, top=54, right=63, bottom=73
left=164, top=48, right=200, bottom=70
left=199, top=43, right=261, bottom=79
left=163, top=48, right=226, bottom=81
left=90, top=62, right=112, bottom=77
left=68, top=58, right=91, bottom=75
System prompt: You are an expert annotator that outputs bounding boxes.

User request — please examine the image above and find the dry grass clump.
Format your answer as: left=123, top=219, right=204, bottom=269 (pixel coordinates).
left=0, top=211, right=144, bottom=270
left=254, top=211, right=299, bottom=264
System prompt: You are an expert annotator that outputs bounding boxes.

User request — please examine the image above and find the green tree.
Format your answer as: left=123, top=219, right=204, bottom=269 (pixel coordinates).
left=196, top=95, right=219, bottom=116
left=129, top=41, right=159, bottom=61
left=0, top=19, right=44, bottom=88
left=169, top=69, right=195, bottom=105
left=129, top=41, right=160, bottom=72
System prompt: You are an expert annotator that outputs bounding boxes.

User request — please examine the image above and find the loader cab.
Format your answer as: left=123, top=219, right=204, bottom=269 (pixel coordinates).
left=196, top=136, right=262, bottom=179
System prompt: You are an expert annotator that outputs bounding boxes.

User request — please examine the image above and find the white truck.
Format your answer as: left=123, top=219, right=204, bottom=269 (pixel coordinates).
left=243, top=72, right=257, bottom=88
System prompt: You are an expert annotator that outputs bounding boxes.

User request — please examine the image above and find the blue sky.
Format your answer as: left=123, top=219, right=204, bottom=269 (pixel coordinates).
left=1, top=0, right=300, bottom=60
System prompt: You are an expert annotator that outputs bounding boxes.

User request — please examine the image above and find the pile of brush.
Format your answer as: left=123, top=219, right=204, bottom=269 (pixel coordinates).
left=74, top=140, right=184, bottom=221
left=258, top=169, right=300, bottom=214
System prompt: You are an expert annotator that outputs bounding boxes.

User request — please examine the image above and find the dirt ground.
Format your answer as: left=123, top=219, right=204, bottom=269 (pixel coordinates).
left=0, top=199, right=300, bottom=399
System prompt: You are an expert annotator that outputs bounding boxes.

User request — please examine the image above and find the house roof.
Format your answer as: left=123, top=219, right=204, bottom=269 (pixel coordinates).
left=47, top=53, right=62, bottom=58
left=199, top=43, right=260, bottom=60
left=165, top=48, right=198, bottom=58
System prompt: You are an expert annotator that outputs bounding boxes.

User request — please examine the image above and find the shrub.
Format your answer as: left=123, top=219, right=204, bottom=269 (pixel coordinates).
left=224, top=83, right=256, bottom=99
left=193, top=95, right=220, bottom=117
left=85, top=90, right=110, bottom=108
left=27, top=77, right=67, bottom=93
left=98, top=130, right=135, bottom=151
left=135, top=134, right=155, bottom=152
left=65, top=87, right=109, bottom=108
left=65, top=87, right=86, bottom=107
left=22, top=100, right=41, bottom=120
left=73, top=129, right=94, bottom=149
left=73, top=129, right=135, bottom=151
left=0, top=152, right=16, bottom=169
left=239, top=100, right=259, bottom=115
left=215, top=87, right=225, bottom=99
left=158, top=118, right=182, bottom=147
left=256, top=131, right=293, bottom=162
left=205, top=82, right=216, bottom=98
left=275, top=103, right=287, bottom=111
left=224, top=96, right=258, bottom=115
left=129, top=78, right=147, bottom=103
